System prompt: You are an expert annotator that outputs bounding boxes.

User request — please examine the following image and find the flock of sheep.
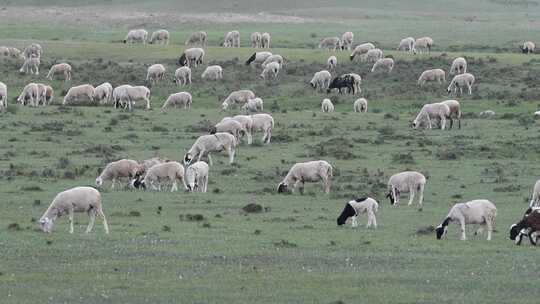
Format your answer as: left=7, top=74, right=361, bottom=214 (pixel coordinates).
left=1, top=28, right=539, bottom=245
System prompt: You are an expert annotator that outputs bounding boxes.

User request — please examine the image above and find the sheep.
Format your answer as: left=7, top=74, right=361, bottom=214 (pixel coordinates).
left=261, top=54, right=284, bottom=68
left=201, top=65, right=223, bottom=81
left=114, top=85, right=151, bottom=110
left=211, top=119, right=247, bottom=142
left=221, top=89, right=256, bottom=110
left=149, top=29, right=170, bottom=45
left=39, top=187, right=109, bottom=234
left=132, top=162, right=186, bottom=192
left=242, top=97, right=264, bottom=113
left=327, top=55, right=337, bottom=70
left=44, top=85, right=54, bottom=105
left=185, top=31, right=208, bottom=48
left=162, top=92, right=192, bottom=110
left=412, top=102, right=451, bottom=130
left=140, top=157, right=168, bottom=172
left=344, top=73, right=362, bottom=95
left=63, top=84, right=95, bottom=105
left=450, top=57, right=467, bottom=75
left=95, top=159, right=142, bottom=189
left=0, top=81, right=6, bottom=109
left=371, top=58, right=394, bottom=73
left=353, top=98, right=368, bottom=113
left=447, top=73, right=475, bottom=96
left=35, top=83, right=48, bottom=106
left=251, top=32, right=262, bottom=48
left=222, top=115, right=254, bottom=144
left=415, top=37, right=434, bottom=54
left=386, top=171, right=426, bottom=210
left=178, top=48, right=205, bottom=68
left=440, top=99, right=462, bottom=129
left=277, top=160, right=333, bottom=194
left=245, top=51, right=273, bottom=66
left=0, top=46, right=22, bottom=58
left=260, top=61, right=281, bottom=80
left=350, top=42, right=375, bottom=61
left=223, top=30, right=240, bottom=48
left=250, top=113, right=274, bottom=144
left=23, top=43, right=42, bottom=59
left=510, top=208, right=540, bottom=245
left=183, top=132, right=237, bottom=166
left=418, top=69, right=446, bottom=86
left=337, top=197, right=378, bottom=228
left=310, top=70, right=332, bottom=92
left=528, top=179, right=540, bottom=208
left=185, top=161, right=210, bottom=193
left=341, top=32, right=354, bottom=50
left=321, top=98, right=335, bottom=113
left=319, top=37, right=341, bottom=51
left=146, top=64, right=166, bottom=85
left=261, top=32, right=271, bottom=48
left=94, top=82, right=113, bottom=105
left=435, top=199, right=497, bottom=241
left=46, top=63, right=72, bottom=81
left=327, top=74, right=355, bottom=94
left=397, top=37, right=416, bottom=54
left=19, top=55, right=40, bottom=75
left=174, top=66, right=192, bottom=86
left=123, top=29, right=148, bottom=44
left=521, top=41, right=535, bottom=54
left=479, top=110, right=495, bottom=118
left=535, top=110, right=540, bottom=117
left=365, top=48, right=383, bottom=63
left=17, top=83, right=39, bottom=106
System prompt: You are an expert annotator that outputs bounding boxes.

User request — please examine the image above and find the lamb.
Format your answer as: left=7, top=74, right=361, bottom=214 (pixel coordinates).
left=417, top=69, right=446, bottom=86
left=0, top=81, right=6, bottom=109
left=149, top=29, right=170, bottom=45
left=123, top=29, right=148, bottom=44
left=185, top=31, right=208, bottom=48
left=221, top=89, right=256, bottom=110
left=251, top=32, right=262, bottom=48
left=211, top=119, right=247, bottom=142
left=260, top=61, right=281, bottom=80
left=185, top=161, right=210, bottom=193
left=479, top=110, right=495, bottom=118
left=23, top=43, right=42, bottom=59
left=245, top=51, right=273, bottom=66
left=261, top=54, right=284, bottom=68
left=46, top=63, right=72, bottom=81
left=447, top=73, right=475, bottom=95
left=415, top=37, right=434, bottom=54
left=178, top=48, right=205, bottom=68
left=131, top=162, right=186, bottom=192
left=146, top=64, right=166, bottom=85
left=440, top=99, right=462, bottom=129
left=337, top=197, right=378, bottom=228
left=250, top=113, right=274, bottom=144
left=341, top=32, right=354, bottom=50
left=411, top=102, right=451, bottom=130
left=319, top=37, right=341, bottom=51
left=310, top=70, right=332, bottom=92
left=222, top=115, right=254, bottom=144
left=353, top=98, right=368, bottom=113
left=365, top=48, right=383, bottom=63
left=63, top=84, right=95, bottom=105
left=19, top=55, right=40, bottom=75
left=520, top=41, right=535, bottom=54
left=327, top=55, right=337, bottom=70
left=223, top=30, right=240, bottom=48
left=0, top=46, right=22, bottom=58
left=161, top=92, right=192, bottom=110
left=349, top=42, right=375, bottom=61
left=528, top=179, right=540, bottom=208
left=242, top=97, right=264, bottom=113
left=435, top=199, right=497, bottom=241
left=201, top=65, right=223, bottom=81
left=17, top=83, right=39, bottom=106
left=386, top=171, right=426, bottom=210
left=94, top=82, right=113, bottom=104
left=371, top=58, right=394, bottom=73
left=277, top=160, right=333, bottom=194
left=397, top=37, right=416, bottom=54
left=321, top=98, right=335, bottom=113
left=261, top=32, right=271, bottom=48
left=39, top=187, right=109, bottom=234
left=510, top=208, right=540, bottom=245
left=183, top=132, right=237, bottom=166
left=174, top=66, right=192, bottom=86
left=450, top=57, right=467, bottom=75
left=95, top=159, right=142, bottom=189
left=113, top=85, right=151, bottom=110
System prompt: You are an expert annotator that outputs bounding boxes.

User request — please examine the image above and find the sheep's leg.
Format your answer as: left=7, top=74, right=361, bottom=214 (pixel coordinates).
left=111, top=178, right=116, bottom=190
left=441, top=116, right=446, bottom=130
left=207, top=153, right=213, bottom=166
left=417, top=184, right=424, bottom=210
left=247, top=131, right=253, bottom=145
left=351, top=216, right=358, bottom=228
left=408, top=188, right=415, bottom=206
left=86, top=210, right=96, bottom=233
left=68, top=207, right=75, bottom=234
left=369, top=210, right=377, bottom=228
left=459, top=219, right=467, bottom=240
left=485, top=218, right=493, bottom=241
left=98, top=210, right=109, bottom=234
left=203, top=176, right=208, bottom=193
left=171, top=181, right=178, bottom=192
left=468, top=84, right=472, bottom=95
left=228, top=147, right=235, bottom=164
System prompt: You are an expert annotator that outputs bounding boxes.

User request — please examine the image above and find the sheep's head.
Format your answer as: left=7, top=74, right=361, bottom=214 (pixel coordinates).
left=183, top=153, right=193, bottom=165
left=208, top=126, right=217, bottom=134
left=39, top=217, right=54, bottom=233
left=277, top=183, right=289, bottom=194
left=435, top=218, right=450, bottom=239
left=123, top=40, right=127, bottom=44
left=509, top=224, right=521, bottom=241
left=386, top=189, right=398, bottom=205
left=95, top=177, right=103, bottom=187
left=337, top=202, right=356, bottom=226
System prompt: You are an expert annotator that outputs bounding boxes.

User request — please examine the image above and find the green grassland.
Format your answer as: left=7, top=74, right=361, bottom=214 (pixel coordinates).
left=1, top=1, right=540, bottom=303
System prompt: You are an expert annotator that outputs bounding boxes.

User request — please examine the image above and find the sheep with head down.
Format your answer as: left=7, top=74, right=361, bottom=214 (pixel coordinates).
left=202, top=65, right=223, bottom=81
left=520, top=41, right=535, bottom=54
left=174, top=66, right=192, bottom=86
left=415, top=37, right=434, bottom=54
left=418, top=69, right=446, bottom=86
left=162, top=92, right=192, bottom=110
left=149, top=29, right=170, bottom=45
left=0, top=46, right=22, bottom=58
left=146, top=64, right=166, bottom=85
left=131, top=161, right=187, bottom=192
left=221, top=89, right=256, bottom=110
left=223, top=30, right=240, bottom=48
left=321, top=98, right=334, bottom=113
left=221, top=115, right=254, bottom=144
left=260, top=61, right=281, bottom=80
left=0, top=81, right=6, bottom=109
left=371, top=58, right=394, bottom=73
left=113, top=85, right=151, bottom=110
left=440, top=99, right=461, bottom=129
left=185, top=161, right=209, bottom=193
left=19, top=55, right=40, bottom=75
left=412, top=102, right=451, bottom=130
left=510, top=208, right=540, bottom=245
left=350, top=43, right=375, bottom=61
left=63, top=84, right=95, bottom=105
left=261, top=54, right=283, bottom=68
left=96, top=159, right=142, bottom=189
left=185, top=31, right=207, bottom=48
left=310, top=70, right=332, bottom=92
left=450, top=57, right=467, bottom=75
left=447, top=73, right=475, bottom=96
left=178, top=48, right=205, bottom=68
left=94, top=82, right=113, bottom=105
left=184, top=132, right=237, bottom=166
left=353, top=98, right=367, bottom=113
left=327, top=55, right=337, bottom=70
left=397, top=37, right=416, bottom=54
left=17, top=83, right=39, bottom=106
left=386, top=171, right=426, bottom=210
left=46, top=63, right=72, bottom=81
left=365, top=48, right=383, bottom=63
left=436, top=199, right=497, bottom=241
left=319, top=37, right=341, bottom=51
left=211, top=119, right=247, bottom=143
left=341, top=32, right=354, bottom=50
left=124, top=29, right=148, bottom=44
left=337, top=197, right=378, bottom=228
left=277, top=160, right=333, bottom=194
left=242, top=97, right=264, bottom=114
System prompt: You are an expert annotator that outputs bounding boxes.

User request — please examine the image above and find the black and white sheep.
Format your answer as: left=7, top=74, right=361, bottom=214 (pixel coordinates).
left=184, top=133, right=237, bottom=166
left=387, top=171, right=426, bottom=209
left=278, top=160, right=333, bottom=194
left=520, top=41, right=535, bottom=54
left=178, top=48, right=205, bottom=68
left=327, top=74, right=355, bottom=94
left=371, top=58, right=394, bottom=73
left=509, top=208, right=540, bottom=245
left=337, top=197, right=378, bottom=228
left=436, top=199, right=497, bottom=241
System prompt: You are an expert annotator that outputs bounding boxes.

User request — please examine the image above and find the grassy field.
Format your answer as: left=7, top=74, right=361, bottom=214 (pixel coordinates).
left=1, top=1, right=540, bottom=303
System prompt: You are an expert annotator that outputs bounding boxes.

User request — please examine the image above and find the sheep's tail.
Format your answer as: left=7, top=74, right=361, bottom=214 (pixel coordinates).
left=245, top=53, right=256, bottom=65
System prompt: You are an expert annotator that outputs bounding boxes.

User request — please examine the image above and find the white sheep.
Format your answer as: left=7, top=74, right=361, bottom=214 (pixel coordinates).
left=387, top=171, right=426, bottom=210
left=261, top=32, right=271, bottom=48
left=184, top=132, right=237, bottom=166
left=450, top=57, right=467, bottom=75
left=46, top=63, right=72, bottom=81
left=245, top=51, right=272, bottom=66
left=260, top=61, right=281, bottom=80
left=113, top=85, right=151, bottom=110
left=174, top=66, right=192, bottom=86
left=0, top=46, right=22, bottom=58
left=124, top=29, right=148, bottom=44
left=479, top=110, right=495, bottom=118
left=440, top=99, right=462, bottom=129
left=336, top=197, right=378, bottom=228
left=353, top=98, right=367, bottom=113
left=435, top=199, right=497, bottom=241
left=185, top=161, right=209, bottom=193
left=349, top=42, right=375, bottom=61
left=321, top=98, right=335, bottom=113
left=365, top=48, right=383, bottom=63
left=19, top=55, right=40, bottom=75
left=96, top=159, right=142, bottom=189
left=242, top=97, right=264, bottom=113
left=277, top=160, right=333, bottom=194
left=250, top=113, right=274, bottom=144
left=397, top=37, right=416, bottom=54
left=162, top=92, right=192, bottom=110
left=201, top=65, right=223, bottom=81
left=521, top=41, right=536, bottom=54
left=0, top=81, right=6, bottom=109
left=178, top=48, right=205, bottom=68
left=221, top=89, right=256, bottom=110
left=415, top=37, right=434, bottom=54
left=44, top=85, right=54, bottom=105
left=185, top=31, right=208, bottom=48
left=418, top=69, right=446, bottom=86
left=222, top=115, right=254, bottom=144
left=341, top=32, right=354, bottom=50
left=371, top=58, right=394, bottom=73
left=146, top=64, right=166, bottom=85
left=23, top=43, right=42, bottom=59
left=447, top=73, right=475, bottom=95
left=39, top=187, right=109, bottom=234
left=212, top=119, right=247, bottom=142
left=63, top=84, right=95, bottom=105
left=261, top=54, right=284, bottom=68
left=223, top=30, right=240, bottom=48
left=149, top=29, right=170, bottom=45
left=35, top=83, right=47, bottom=106
left=17, top=83, right=39, bottom=106
left=310, top=70, right=332, bottom=92
left=251, top=32, right=262, bottom=48
left=319, top=37, right=341, bottom=51
left=94, top=82, right=113, bottom=105
left=529, top=179, right=540, bottom=207
left=327, top=55, right=337, bottom=70
left=135, top=161, right=186, bottom=192
left=412, top=102, right=451, bottom=130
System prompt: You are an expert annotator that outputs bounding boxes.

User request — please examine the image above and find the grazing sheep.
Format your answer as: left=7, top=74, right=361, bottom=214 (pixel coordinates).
left=251, top=32, right=262, bottom=48
left=114, top=85, right=151, bottom=110
left=397, top=37, right=416, bottom=54
left=222, top=115, right=254, bottom=144
left=260, top=61, right=281, bottom=80
left=23, top=43, right=42, bottom=59
left=146, top=64, right=166, bottom=85
left=327, top=74, right=355, bottom=94
left=35, top=83, right=48, bottom=106
left=353, top=98, right=368, bottom=113
left=184, top=132, right=237, bottom=166
left=510, top=208, right=540, bottom=245
left=39, top=187, right=109, bottom=234
left=162, top=92, right=192, bottom=110
left=321, top=98, right=335, bottom=113
left=412, top=102, right=451, bottom=130
left=132, top=162, right=186, bottom=192
left=277, top=160, right=333, bottom=194
left=337, top=197, right=378, bottom=228
left=0, top=46, right=22, bottom=58
left=344, top=73, right=362, bottom=95
left=185, top=161, right=210, bottom=193
left=440, top=99, right=462, bottom=129
left=174, top=66, right=192, bottom=86
left=124, top=29, right=148, bottom=44
left=261, top=54, right=284, bottom=68
left=19, top=55, right=40, bottom=75
left=447, top=73, right=475, bottom=95
left=450, top=57, right=467, bottom=75
left=415, top=37, right=434, bottom=54
left=211, top=119, right=247, bottom=142
left=479, top=110, right=495, bottom=118
left=310, top=70, right=332, bottom=92
left=201, top=65, right=223, bottom=81
left=386, top=171, right=426, bottom=210
left=261, top=32, right=271, bottom=48
left=350, top=43, right=375, bottom=61
left=178, top=48, right=205, bottom=68
left=365, top=48, right=384, bottom=63
left=319, top=37, right=342, bottom=51
left=435, top=199, right=497, bottom=241
left=185, top=31, right=208, bottom=48
left=149, top=29, right=170, bottom=45
left=0, top=81, right=6, bottom=109
left=221, top=89, right=256, bottom=110
left=250, top=113, right=274, bottom=144
left=242, top=97, right=264, bottom=113
left=95, top=159, right=142, bottom=189
left=521, top=41, right=535, bottom=54
left=341, top=32, right=354, bottom=50
left=529, top=179, right=540, bottom=208
left=17, top=83, right=39, bottom=106
left=94, top=82, right=113, bottom=105
left=223, top=30, right=240, bottom=48
left=371, top=58, right=394, bottom=73
left=44, top=85, right=54, bottom=105
left=46, top=63, right=72, bottom=81
left=327, top=55, right=337, bottom=70
left=63, top=84, right=95, bottom=105
left=245, top=51, right=273, bottom=66
left=418, top=69, right=446, bottom=86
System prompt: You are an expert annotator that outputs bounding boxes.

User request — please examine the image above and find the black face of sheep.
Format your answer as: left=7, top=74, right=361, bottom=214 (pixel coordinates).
left=520, top=46, right=528, bottom=54
left=435, top=218, right=450, bottom=239
left=130, top=176, right=146, bottom=190
left=183, top=153, right=193, bottom=165
left=509, top=224, right=521, bottom=241
left=178, top=54, right=187, bottom=66
left=277, top=183, right=288, bottom=193
left=386, top=190, right=396, bottom=205
left=245, top=53, right=256, bottom=65
left=337, top=202, right=357, bottom=226
left=123, top=40, right=127, bottom=44
left=208, top=126, right=217, bottom=134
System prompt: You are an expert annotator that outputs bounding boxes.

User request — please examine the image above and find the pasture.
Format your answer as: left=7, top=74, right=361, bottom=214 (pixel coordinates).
left=1, top=0, right=540, bottom=303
